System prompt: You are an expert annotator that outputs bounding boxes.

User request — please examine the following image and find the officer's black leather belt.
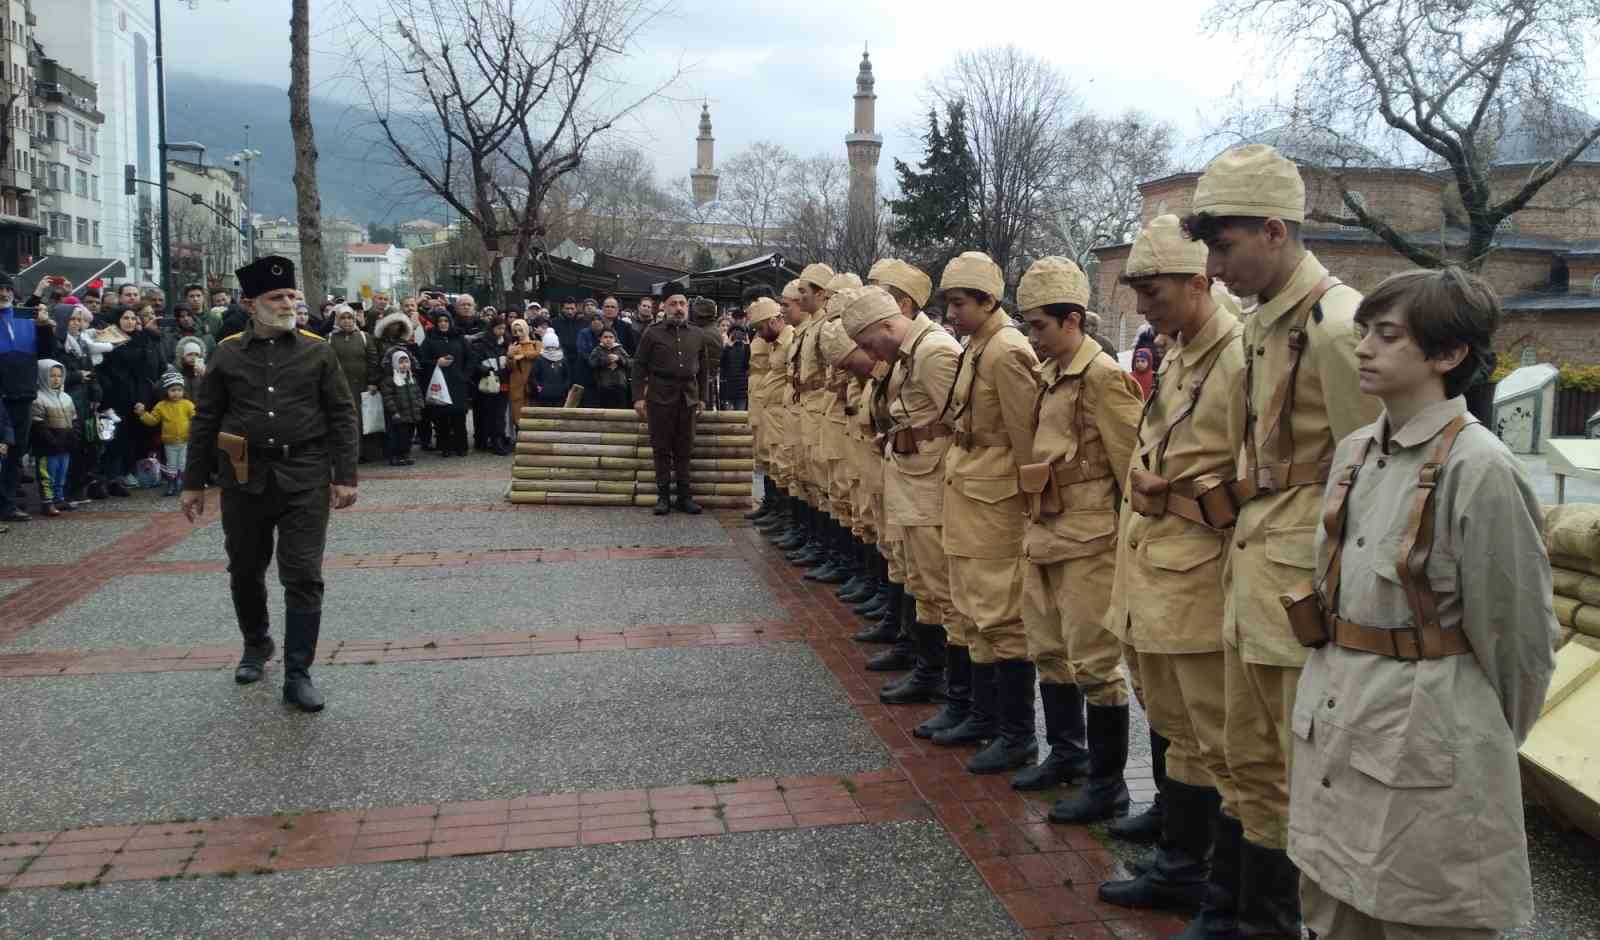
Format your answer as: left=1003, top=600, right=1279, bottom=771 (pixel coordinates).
left=250, top=437, right=326, bottom=460
left=651, top=370, right=690, bottom=381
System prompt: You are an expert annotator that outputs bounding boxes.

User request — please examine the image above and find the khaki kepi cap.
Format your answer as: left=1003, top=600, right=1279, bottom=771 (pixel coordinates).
left=799, top=262, right=836, bottom=291
left=1192, top=143, right=1305, bottom=224
left=867, top=259, right=932, bottom=309
left=939, top=251, right=1004, bottom=300
left=825, top=272, right=863, bottom=297
left=818, top=315, right=860, bottom=366
left=781, top=279, right=802, bottom=301
left=1125, top=214, right=1208, bottom=279
left=747, top=297, right=781, bottom=326
left=1016, top=256, right=1089, bottom=311
left=841, top=285, right=901, bottom=339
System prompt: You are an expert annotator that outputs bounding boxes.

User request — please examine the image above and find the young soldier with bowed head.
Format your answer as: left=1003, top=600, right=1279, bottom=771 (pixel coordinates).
left=1097, top=217, right=1248, bottom=931
left=1009, top=257, right=1144, bottom=825
left=1181, top=144, right=1379, bottom=936
left=1290, top=268, right=1556, bottom=939
left=931, top=252, right=1043, bottom=776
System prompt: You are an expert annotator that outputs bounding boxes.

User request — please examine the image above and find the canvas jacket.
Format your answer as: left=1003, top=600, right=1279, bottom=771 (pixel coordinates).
left=883, top=313, right=959, bottom=528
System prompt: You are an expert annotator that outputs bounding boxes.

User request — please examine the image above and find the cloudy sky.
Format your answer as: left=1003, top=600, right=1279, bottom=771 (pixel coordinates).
left=163, top=0, right=1269, bottom=189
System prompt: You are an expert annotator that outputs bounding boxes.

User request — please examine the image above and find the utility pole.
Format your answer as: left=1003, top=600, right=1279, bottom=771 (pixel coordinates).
left=154, top=0, right=172, bottom=309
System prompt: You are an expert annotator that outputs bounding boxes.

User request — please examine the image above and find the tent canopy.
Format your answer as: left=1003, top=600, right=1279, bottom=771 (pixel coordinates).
left=654, top=252, right=802, bottom=302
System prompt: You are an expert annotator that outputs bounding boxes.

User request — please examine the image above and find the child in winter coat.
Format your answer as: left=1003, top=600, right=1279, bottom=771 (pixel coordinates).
left=380, top=348, right=424, bottom=466
left=134, top=372, right=196, bottom=496
left=30, top=359, right=78, bottom=516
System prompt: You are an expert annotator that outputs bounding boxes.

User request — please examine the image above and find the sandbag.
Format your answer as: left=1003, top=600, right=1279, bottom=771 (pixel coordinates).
left=1552, top=568, right=1600, bottom=607
left=1543, top=504, right=1600, bottom=564
left=1553, top=595, right=1600, bottom=639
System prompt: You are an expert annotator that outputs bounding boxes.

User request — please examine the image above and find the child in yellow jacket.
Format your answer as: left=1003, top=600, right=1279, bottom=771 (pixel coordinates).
left=134, top=372, right=196, bottom=496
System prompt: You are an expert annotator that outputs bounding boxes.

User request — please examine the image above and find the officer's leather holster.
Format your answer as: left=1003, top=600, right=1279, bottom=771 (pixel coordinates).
left=1279, top=583, right=1330, bottom=648
left=218, top=432, right=249, bottom=485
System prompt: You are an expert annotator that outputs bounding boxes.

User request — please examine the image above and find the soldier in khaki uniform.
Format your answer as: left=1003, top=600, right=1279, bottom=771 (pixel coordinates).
left=748, top=296, right=792, bottom=531
left=745, top=286, right=777, bottom=522
left=836, top=357, right=889, bottom=611
left=818, top=293, right=888, bottom=615
left=845, top=285, right=963, bottom=707
left=763, top=281, right=808, bottom=546
left=801, top=272, right=864, bottom=584
left=1097, top=217, right=1249, bottom=930
left=851, top=261, right=934, bottom=652
left=776, top=270, right=828, bottom=558
left=1292, top=268, right=1556, bottom=939
left=1009, top=257, right=1143, bottom=822
left=1181, top=144, right=1379, bottom=937
left=930, top=252, right=1042, bottom=775
left=781, top=264, right=836, bottom=566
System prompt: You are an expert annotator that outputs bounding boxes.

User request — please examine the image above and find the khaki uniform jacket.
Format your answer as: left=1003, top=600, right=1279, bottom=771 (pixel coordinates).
left=1226, top=253, right=1380, bottom=666
left=762, top=324, right=795, bottom=412
left=784, top=315, right=815, bottom=407
left=796, top=312, right=835, bottom=418
left=848, top=376, right=883, bottom=496
left=884, top=314, right=960, bottom=527
left=1288, top=397, right=1557, bottom=929
left=1022, top=338, right=1142, bottom=566
left=748, top=335, right=769, bottom=425
left=1107, top=304, right=1246, bottom=653
left=941, top=310, right=1040, bottom=559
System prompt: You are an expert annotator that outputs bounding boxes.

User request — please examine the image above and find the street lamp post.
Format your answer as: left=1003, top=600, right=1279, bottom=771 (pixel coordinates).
left=229, top=126, right=262, bottom=263
left=154, top=0, right=172, bottom=308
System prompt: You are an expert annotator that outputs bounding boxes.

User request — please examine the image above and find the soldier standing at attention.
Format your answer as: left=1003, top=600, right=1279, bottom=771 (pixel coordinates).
left=1097, top=217, right=1248, bottom=930
left=631, top=288, right=714, bottom=515
left=745, top=287, right=776, bottom=521
left=781, top=264, right=836, bottom=566
left=770, top=280, right=815, bottom=552
left=1290, top=267, right=1555, bottom=940
left=931, top=252, right=1042, bottom=776
left=181, top=256, right=360, bottom=713
left=1181, top=144, right=1379, bottom=936
left=845, top=285, right=962, bottom=710
left=1010, top=257, right=1144, bottom=823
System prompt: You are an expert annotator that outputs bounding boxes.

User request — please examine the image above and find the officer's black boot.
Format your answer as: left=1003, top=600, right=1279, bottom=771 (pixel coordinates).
left=837, top=541, right=874, bottom=600
left=1235, top=839, right=1301, bottom=939
left=1172, top=811, right=1242, bottom=939
left=879, top=619, right=945, bottom=704
left=233, top=592, right=274, bottom=685
left=914, top=642, right=972, bottom=737
left=281, top=609, right=325, bottom=713
left=852, top=581, right=903, bottom=643
left=674, top=481, right=703, bottom=515
left=865, top=597, right=916, bottom=671
left=855, top=555, right=891, bottom=614
left=1048, top=703, right=1131, bottom=822
left=1109, top=730, right=1167, bottom=844
left=1011, top=683, right=1091, bottom=790
left=966, top=659, right=1039, bottom=773
left=1097, top=779, right=1217, bottom=915
left=933, top=660, right=998, bottom=746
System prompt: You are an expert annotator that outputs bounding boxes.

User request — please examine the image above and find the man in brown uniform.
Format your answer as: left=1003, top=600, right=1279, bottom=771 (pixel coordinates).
left=1098, top=217, right=1248, bottom=929
left=631, top=288, right=715, bottom=515
left=181, top=256, right=360, bottom=713
left=1182, top=145, right=1377, bottom=937
left=933, top=252, right=1042, bottom=776
left=846, top=285, right=963, bottom=708
left=1011, top=257, right=1143, bottom=822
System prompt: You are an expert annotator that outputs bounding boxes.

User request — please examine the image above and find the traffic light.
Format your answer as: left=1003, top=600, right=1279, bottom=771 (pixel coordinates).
left=124, top=164, right=136, bottom=196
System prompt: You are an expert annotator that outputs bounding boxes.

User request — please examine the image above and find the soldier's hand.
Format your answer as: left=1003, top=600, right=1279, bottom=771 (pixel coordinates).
left=633, top=400, right=646, bottom=420
left=332, top=484, right=358, bottom=510
left=180, top=489, right=205, bottom=523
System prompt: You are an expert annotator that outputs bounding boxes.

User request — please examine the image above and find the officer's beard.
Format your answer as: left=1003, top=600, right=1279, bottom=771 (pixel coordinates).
left=252, top=308, right=297, bottom=336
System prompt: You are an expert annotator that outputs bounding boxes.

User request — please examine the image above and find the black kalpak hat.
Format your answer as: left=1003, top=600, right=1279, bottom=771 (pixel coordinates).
left=236, top=255, right=297, bottom=299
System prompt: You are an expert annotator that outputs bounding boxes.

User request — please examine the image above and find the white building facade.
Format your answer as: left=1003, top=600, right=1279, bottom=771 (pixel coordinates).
left=165, top=158, right=247, bottom=291
left=34, top=50, right=105, bottom=262
left=341, top=242, right=411, bottom=300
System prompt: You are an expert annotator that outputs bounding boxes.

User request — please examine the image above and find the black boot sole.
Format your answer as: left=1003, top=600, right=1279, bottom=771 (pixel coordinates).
left=1097, top=876, right=1206, bottom=915
left=879, top=679, right=942, bottom=705
left=1047, top=785, right=1131, bottom=824
left=966, top=742, right=1039, bottom=775
left=1010, top=756, right=1091, bottom=791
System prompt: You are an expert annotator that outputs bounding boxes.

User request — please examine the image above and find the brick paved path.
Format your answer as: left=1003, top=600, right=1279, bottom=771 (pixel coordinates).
left=0, top=451, right=1594, bottom=938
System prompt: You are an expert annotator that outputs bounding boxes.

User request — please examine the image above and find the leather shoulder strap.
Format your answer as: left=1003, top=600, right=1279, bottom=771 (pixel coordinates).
left=1136, top=333, right=1231, bottom=471
left=1248, top=275, right=1340, bottom=474
left=1397, top=414, right=1473, bottom=658
left=1316, top=434, right=1375, bottom=608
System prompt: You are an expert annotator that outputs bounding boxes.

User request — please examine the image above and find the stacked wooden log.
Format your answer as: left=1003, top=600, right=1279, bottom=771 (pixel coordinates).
left=506, top=407, right=754, bottom=508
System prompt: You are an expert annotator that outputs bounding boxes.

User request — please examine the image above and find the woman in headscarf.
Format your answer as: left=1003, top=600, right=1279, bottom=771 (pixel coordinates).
left=92, top=306, right=162, bottom=494
left=470, top=318, right=512, bottom=455
left=59, top=307, right=103, bottom=500
left=329, top=304, right=384, bottom=463
left=1130, top=347, right=1156, bottom=401
left=417, top=310, right=472, bottom=456
left=506, top=317, right=542, bottom=426
left=528, top=328, right=572, bottom=406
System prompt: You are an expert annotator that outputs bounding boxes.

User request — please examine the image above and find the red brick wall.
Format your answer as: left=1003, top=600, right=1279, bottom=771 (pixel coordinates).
left=1487, top=165, right=1600, bottom=241
left=1497, top=311, right=1600, bottom=366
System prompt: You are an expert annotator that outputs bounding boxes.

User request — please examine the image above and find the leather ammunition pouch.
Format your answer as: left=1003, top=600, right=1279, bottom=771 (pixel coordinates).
left=892, top=425, right=951, bottom=455
left=1279, top=582, right=1330, bottom=648
left=1017, top=462, right=1060, bottom=521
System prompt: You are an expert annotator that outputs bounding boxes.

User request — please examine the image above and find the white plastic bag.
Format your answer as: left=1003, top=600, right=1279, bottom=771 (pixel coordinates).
left=360, top=390, right=386, bottom=431
left=426, top=364, right=453, bottom=406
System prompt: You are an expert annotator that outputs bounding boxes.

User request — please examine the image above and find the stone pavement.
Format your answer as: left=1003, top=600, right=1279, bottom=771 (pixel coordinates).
left=0, top=450, right=1595, bottom=939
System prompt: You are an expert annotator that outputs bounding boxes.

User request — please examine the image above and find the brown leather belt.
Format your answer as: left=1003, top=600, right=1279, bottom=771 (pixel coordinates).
left=1326, top=615, right=1472, bottom=660
left=953, top=430, right=1010, bottom=449
left=796, top=377, right=827, bottom=393
left=1229, top=460, right=1332, bottom=505
left=1054, top=456, right=1111, bottom=487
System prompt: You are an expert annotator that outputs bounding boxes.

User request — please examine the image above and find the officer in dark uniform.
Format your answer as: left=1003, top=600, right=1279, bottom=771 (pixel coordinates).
left=631, top=288, right=714, bottom=515
left=181, top=256, right=360, bottom=713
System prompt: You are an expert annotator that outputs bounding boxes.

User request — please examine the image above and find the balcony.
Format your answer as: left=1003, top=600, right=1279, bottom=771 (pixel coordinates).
left=0, top=168, right=33, bottom=191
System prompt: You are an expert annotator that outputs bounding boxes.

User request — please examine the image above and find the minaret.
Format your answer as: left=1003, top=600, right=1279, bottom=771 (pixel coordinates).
left=846, top=46, right=883, bottom=239
left=691, top=102, right=720, bottom=206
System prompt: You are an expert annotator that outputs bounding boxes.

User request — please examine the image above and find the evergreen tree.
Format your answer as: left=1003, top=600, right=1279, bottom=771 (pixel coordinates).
left=888, top=102, right=977, bottom=277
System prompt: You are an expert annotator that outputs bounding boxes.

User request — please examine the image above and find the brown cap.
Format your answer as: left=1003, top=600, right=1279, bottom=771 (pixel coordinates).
left=799, top=263, right=836, bottom=290
left=841, top=285, right=901, bottom=340
left=746, top=297, right=781, bottom=326
left=1192, top=144, right=1305, bottom=223
left=939, top=251, right=1004, bottom=300
left=1125, top=214, right=1208, bottom=278
left=1016, top=256, right=1089, bottom=311
left=781, top=279, right=802, bottom=301
left=825, top=272, right=863, bottom=295
left=818, top=316, right=859, bottom=366
left=867, top=259, right=932, bottom=308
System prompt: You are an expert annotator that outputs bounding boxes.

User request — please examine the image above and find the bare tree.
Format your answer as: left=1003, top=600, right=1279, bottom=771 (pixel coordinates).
left=932, top=47, right=1078, bottom=284
left=290, top=0, right=325, bottom=303
left=718, top=141, right=795, bottom=254
left=1208, top=0, right=1600, bottom=270
left=781, top=155, right=849, bottom=268
left=1038, top=112, right=1175, bottom=277
left=543, top=146, right=677, bottom=262
left=347, top=0, right=677, bottom=303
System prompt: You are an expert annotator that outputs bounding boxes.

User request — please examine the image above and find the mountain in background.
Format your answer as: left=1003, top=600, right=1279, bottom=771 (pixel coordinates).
left=166, top=71, right=445, bottom=227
